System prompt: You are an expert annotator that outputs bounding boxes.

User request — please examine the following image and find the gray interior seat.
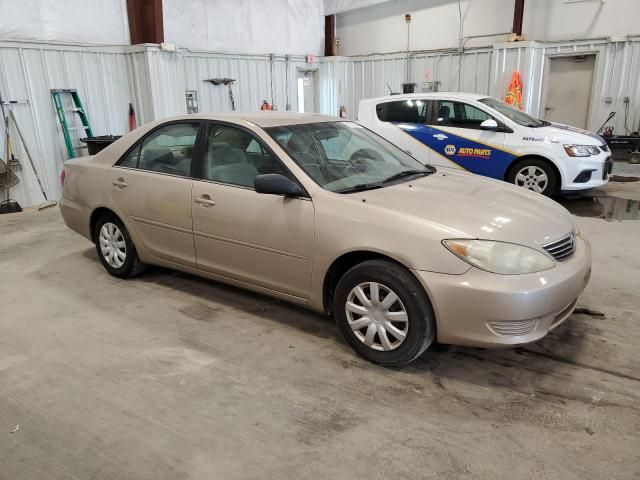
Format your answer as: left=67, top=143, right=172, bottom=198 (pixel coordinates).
left=206, top=145, right=246, bottom=174
left=206, top=144, right=257, bottom=186
left=209, top=163, right=258, bottom=187
left=438, top=105, right=451, bottom=123
left=140, top=147, right=191, bottom=175
left=140, top=148, right=174, bottom=171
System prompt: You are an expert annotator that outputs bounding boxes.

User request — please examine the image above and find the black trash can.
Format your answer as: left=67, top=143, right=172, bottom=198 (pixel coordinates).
left=80, top=135, right=122, bottom=155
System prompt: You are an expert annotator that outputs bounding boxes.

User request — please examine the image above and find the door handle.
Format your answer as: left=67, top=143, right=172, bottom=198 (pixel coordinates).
left=112, top=177, right=127, bottom=188
left=194, top=195, right=216, bottom=206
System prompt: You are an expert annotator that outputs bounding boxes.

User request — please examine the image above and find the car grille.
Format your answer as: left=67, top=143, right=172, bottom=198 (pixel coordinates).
left=487, top=319, right=538, bottom=337
left=543, top=233, right=576, bottom=261
left=599, top=144, right=610, bottom=153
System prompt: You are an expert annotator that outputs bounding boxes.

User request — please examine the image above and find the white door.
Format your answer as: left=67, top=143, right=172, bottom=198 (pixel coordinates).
left=297, top=70, right=317, bottom=113
left=544, top=55, right=596, bottom=129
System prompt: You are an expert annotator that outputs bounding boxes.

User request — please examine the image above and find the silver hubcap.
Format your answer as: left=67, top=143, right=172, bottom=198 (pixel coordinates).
left=99, top=222, right=126, bottom=268
left=345, top=282, right=409, bottom=352
left=515, top=166, right=548, bottom=193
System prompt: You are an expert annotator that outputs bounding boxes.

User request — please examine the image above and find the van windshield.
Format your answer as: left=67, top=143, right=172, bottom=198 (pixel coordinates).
left=266, top=122, right=434, bottom=193
left=480, top=97, right=548, bottom=128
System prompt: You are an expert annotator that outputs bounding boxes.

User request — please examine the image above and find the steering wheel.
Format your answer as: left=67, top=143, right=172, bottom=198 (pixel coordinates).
left=349, top=148, right=384, bottom=172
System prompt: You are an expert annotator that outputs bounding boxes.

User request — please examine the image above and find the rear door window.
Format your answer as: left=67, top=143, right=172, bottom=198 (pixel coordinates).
left=376, top=99, right=427, bottom=123
left=118, top=122, right=200, bottom=177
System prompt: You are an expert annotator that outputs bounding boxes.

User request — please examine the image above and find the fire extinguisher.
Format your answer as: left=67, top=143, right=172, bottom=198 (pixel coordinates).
left=339, top=105, right=347, bottom=119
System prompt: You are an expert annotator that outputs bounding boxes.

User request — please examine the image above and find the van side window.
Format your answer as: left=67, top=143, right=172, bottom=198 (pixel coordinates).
left=434, top=101, right=492, bottom=129
left=376, top=100, right=427, bottom=123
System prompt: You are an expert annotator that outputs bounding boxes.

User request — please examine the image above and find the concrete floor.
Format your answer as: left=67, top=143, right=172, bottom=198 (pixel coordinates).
left=1, top=178, right=639, bottom=479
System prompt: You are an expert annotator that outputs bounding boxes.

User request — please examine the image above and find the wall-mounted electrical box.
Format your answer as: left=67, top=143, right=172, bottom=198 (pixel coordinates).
left=421, top=81, right=441, bottom=92
left=186, top=90, right=198, bottom=114
left=401, top=83, right=416, bottom=94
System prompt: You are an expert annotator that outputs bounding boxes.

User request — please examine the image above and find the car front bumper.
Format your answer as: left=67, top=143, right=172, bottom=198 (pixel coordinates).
left=558, top=154, right=612, bottom=191
left=412, top=236, right=592, bottom=347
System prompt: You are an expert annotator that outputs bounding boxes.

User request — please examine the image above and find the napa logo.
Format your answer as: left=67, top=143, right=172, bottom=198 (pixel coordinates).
left=444, top=144, right=456, bottom=155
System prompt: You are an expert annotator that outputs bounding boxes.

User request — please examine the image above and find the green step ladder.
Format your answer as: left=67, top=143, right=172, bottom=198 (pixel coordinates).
left=51, top=89, right=94, bottom=159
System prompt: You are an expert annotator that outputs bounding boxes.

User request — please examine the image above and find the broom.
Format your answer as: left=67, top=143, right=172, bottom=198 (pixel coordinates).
left=0, top=92, right=22, bottom=214
left=9, top=110, right=57, bottom=210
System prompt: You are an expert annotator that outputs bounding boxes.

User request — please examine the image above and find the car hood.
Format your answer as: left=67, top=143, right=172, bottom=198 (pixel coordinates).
left=533, top=122, right=605, bottom=145
left=359, top=170, right=575, bottom=248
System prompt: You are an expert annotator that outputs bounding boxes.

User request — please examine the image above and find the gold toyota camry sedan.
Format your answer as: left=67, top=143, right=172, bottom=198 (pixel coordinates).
left=60, top=112, right=591, bottom=366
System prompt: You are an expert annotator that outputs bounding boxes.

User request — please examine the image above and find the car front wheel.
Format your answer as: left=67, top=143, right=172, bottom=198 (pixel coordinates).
left=508, top=158, right=558, bottom=196
left=333, top=259, right=435, bottom=367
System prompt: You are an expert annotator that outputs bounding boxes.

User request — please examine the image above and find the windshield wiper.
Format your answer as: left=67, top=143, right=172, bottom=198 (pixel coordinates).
left=336, top=169, right=432, bottom=193
left=531, top=120, right=551, bottom=128
left=381, top=169, right=432, bottom=184
left=335, top=182, right=384, bottom=194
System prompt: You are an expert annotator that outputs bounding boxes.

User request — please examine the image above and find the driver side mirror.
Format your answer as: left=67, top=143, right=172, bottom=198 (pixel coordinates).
left=254, top=174, right=305, bottom=197
left=480, top=119, right=499, bottom=131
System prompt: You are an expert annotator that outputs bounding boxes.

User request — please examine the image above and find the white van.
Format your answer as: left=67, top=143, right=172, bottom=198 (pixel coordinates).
left=358, top=93, right=612, bottom=195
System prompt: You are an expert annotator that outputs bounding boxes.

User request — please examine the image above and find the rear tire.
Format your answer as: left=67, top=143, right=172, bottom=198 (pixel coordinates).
left=507, top=158, right=558, bottom=196
left=94, top=214, right=146, bottom=278
left=333, top=260, right=435, bottom=367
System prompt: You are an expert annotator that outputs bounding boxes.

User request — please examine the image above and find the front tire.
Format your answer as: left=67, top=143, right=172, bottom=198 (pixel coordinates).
left=333, top=260, right=435, bottom=367
left=94, top=214, right=146, bottom=278
left=507, top=158, right=558, bottom=196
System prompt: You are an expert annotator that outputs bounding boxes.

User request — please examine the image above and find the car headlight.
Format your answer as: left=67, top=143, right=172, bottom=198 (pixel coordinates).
left=443, top=239, right=556, bottom=275
left=564, top=144, right=601, bottom=157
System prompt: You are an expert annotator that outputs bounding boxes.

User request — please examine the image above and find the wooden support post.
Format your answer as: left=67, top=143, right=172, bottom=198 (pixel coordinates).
left=325, top=14, right=336, bottom=56
left=512, top=0, right=525, bottom=36
left=127, top=0, right=164, bottom=45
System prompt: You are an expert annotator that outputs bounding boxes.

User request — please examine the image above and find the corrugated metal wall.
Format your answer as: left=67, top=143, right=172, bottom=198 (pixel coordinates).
left=319, top=38, right=640, bottom=137
left=2, top=37, right=639, bottom=208
left=0, top=42, right=309, bottom=208
left=145, top=47, right=309, bottom=119
left=318, top=47, right=495, bottom=120
left=0, top=41, right=135, bottom=207
left=531, top=39, right=640, bottom=136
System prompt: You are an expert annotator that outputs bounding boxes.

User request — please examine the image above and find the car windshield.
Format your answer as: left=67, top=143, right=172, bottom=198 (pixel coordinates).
left=266, top=121, right=434, bottom=193
left=479, top=97, right=549, bottom=128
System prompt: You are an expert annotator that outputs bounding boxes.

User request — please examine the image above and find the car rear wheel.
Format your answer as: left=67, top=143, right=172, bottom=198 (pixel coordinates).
left=508, top=158, right=558, bottom=196
left=333, top=259, right=435, bottom=367
left=94, top=214, right=146, bottom=278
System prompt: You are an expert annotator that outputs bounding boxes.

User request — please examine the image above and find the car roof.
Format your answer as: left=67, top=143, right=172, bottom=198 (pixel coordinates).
left=164, top=112, right=343, bottom=128
left=359, top=92, right=490, bottom=105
